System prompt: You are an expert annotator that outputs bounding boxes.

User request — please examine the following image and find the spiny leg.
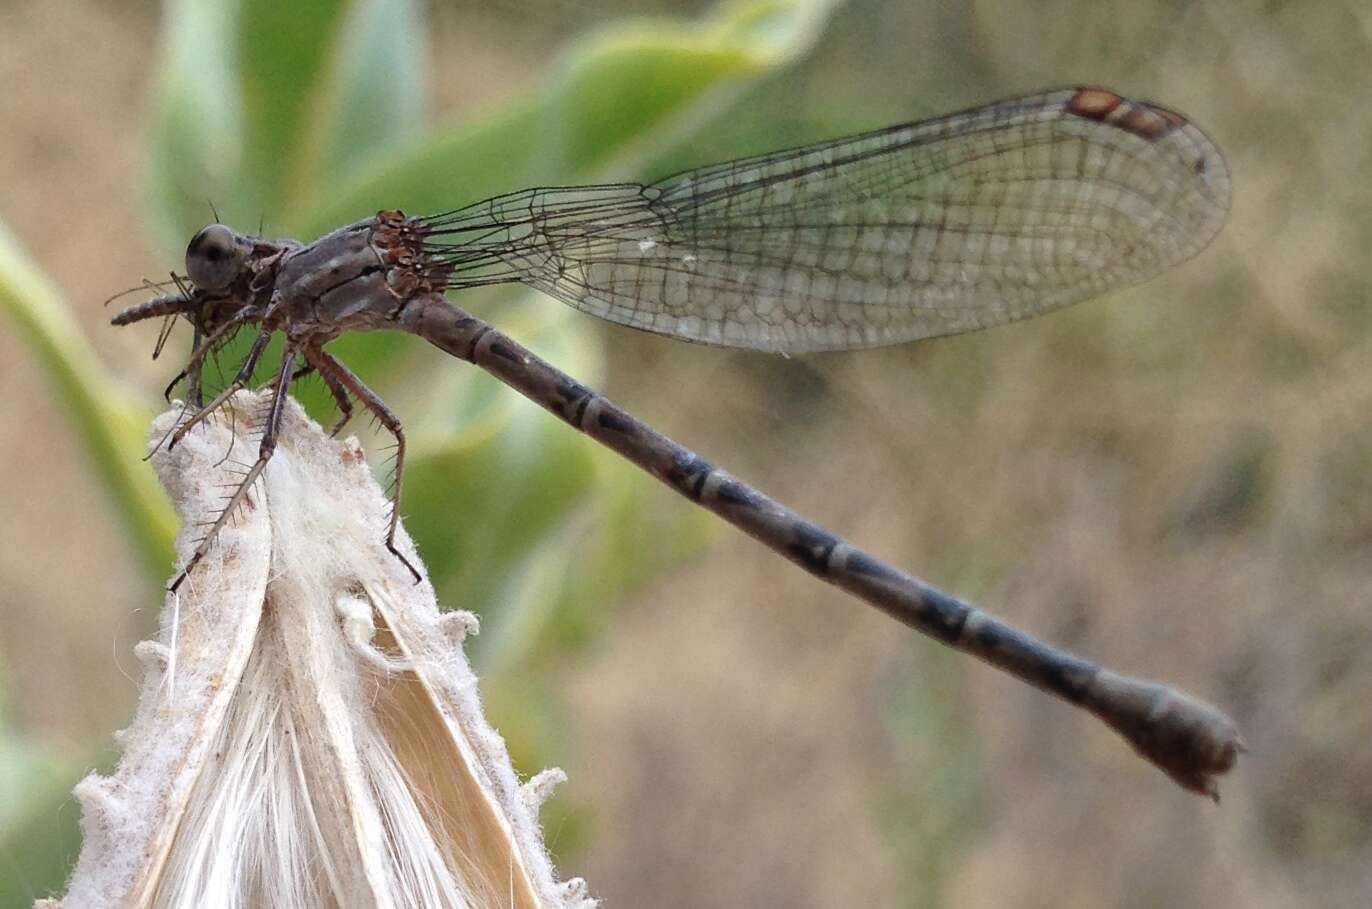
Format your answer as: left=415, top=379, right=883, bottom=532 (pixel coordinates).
left=151, top=313, right=178, bottom=361
left=185, top=320, right=205, bottom=408
left=161, top=309, right=254, bottom=403
left=312, top=349, right=419, bottom=582
left=149, top=316, right=262, bottom=459
left=146, top=317, right=217, bottom=457
left=302, top=347, right=355, bottom=436
left=168, top=326, right=273, bottom=450
left=169, top=345, right=297, bottom=592
left=147, top=322, right=204, bottom=461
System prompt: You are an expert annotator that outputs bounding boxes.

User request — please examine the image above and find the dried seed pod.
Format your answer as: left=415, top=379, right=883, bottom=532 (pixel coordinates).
left=48, top=392, right=592, bottom=909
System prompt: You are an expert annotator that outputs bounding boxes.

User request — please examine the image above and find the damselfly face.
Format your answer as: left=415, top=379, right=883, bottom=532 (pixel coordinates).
left=110, top=225, right=277, bottom=334
left=110, top=223, right=286, bottom=405
left=185, top=223, right=254, bottom=292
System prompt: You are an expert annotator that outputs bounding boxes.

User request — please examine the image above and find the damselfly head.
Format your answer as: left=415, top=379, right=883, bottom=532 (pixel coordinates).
left=186, top=223, right=252, bottom=292
left=110, top=225, right=253, bottom=329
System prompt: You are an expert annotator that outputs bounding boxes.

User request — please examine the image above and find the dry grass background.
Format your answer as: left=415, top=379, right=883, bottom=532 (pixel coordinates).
left=2, top=1, right=1371, bottom=906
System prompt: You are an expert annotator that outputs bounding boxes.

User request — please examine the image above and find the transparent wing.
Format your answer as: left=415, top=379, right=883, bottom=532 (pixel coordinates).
left=421, top=87, right=1230, bottom=353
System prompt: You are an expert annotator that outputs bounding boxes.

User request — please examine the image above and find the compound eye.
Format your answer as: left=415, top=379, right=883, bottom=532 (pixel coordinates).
left=185, top=224, right=246, bottom=291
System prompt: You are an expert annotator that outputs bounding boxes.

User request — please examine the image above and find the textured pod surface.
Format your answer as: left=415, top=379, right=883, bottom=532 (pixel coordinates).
left=45, top=392, right=592, bottom=909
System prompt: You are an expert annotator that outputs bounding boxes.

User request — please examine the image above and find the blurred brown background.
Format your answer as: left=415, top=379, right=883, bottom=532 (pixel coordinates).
left=3, top=0, right=1370, bottom=906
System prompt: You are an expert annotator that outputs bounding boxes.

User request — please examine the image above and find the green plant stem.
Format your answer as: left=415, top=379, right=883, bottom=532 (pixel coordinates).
left=0, top=220, right=175, bottom=577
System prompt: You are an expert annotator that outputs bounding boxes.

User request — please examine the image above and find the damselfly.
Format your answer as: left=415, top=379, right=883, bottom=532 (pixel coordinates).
left=114, top=87, right=1241, bottom=796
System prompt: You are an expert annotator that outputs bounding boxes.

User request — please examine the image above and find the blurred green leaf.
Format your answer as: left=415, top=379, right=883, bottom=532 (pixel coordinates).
left=14, top=0, right=845, bottom=682
left=476, top=512, right=584, bottom=677
left=404, top=305, right=600, bottom=641
left=405, top=387, right=598, bottom=635
left=2, top=5, right=845, bottom=862
left=146, top=0, right=246, bottom=250
left=4, top=1, right=854, bottom=900
left=237, top=0, right=354, bottom=220
left=311, top=0, right=841, bottom=672
left=148, top=0, right=425, bottom=246
left=255, top=0, right=427, bottom=219
left=546, top=456, right=718, bottom=647
left=0, top=671, right=90, bottom=907
left=879, top=648, right=986, bottom=906
left=297, top=0, right=841, bottom=235
left=0, top=220, right=174, bottom=577
left=159, top=0, right=842, bottom=430
left=0, top=765, right=85, bottom=908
